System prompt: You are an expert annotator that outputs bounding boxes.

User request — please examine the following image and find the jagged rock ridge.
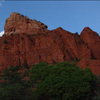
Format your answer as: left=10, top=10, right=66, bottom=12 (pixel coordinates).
left=4, top=12, right=48, bottom=35
left=0, top=12, right=100, bottom=75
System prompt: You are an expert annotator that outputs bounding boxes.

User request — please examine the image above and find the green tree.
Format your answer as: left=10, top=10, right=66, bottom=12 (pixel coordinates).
left=0, top=62, right=96, bottom=100
left=29, top=62, right=96, bottom=100
left=0, top=66, right=32, bottom=100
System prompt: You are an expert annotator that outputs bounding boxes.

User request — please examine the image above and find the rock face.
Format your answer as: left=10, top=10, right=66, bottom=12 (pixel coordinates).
left=81, top=27, right=100, bottom=59
left=0, top=12, right=100, bottom=75
left=4, top=12, right=48, bottom=35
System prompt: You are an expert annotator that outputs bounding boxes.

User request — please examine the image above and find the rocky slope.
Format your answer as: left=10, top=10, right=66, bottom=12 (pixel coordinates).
left=0, top=12, right=100, bottom=75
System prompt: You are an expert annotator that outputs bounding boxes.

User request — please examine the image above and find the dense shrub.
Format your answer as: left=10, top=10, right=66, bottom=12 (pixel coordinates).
left=0, top=66, right=32, bottom=100
left=93, top=76, right=100, bottom=100
left=0, top=62, right=97, bottom=100
left=29, top=62, right=96, bottom=100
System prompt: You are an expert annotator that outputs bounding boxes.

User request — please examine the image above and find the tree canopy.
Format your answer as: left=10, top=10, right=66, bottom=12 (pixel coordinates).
left=0, top=62, right=98, bottom=100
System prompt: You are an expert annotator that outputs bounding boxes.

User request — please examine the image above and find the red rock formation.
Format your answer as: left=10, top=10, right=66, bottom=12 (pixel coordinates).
left=80, top=27, right=100, bottom=59
left=0, top=12, right=100, bottom=75
left=4, top=12, right=48, bottom=35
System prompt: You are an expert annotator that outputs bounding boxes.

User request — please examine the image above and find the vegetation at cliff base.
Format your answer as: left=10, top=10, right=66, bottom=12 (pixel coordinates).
left=0, top=62, right=99, bottom=100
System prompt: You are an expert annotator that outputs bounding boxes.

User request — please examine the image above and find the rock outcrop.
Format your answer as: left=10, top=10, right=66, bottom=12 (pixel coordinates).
left=80, top=27, right=100, bottom=59
left=0, top=12, right=100, bottom=75
left=4, top=12, right=48, bottom=35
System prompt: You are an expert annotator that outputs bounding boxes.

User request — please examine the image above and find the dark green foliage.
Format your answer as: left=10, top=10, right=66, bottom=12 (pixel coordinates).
left=0, top=62, right=97, bottom=100
left=0, top=66, right=32, bottom=100
left=0, top=83, right=30, bottom=100
left=0, top=66, right=22, bottom=83
left=93, top=96, right=100, bottom=100
left=93, top=76, right=100, bottom=100
left=29, top=62, right=96, bottom=100
left=29, top=62, right=49, bottom=83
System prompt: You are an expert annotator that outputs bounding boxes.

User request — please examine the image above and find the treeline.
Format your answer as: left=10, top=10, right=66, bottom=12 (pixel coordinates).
left=0, top=62, right=99, bottom=100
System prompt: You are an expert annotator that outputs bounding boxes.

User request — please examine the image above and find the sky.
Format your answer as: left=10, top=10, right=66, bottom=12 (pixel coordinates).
left=0, top=1, right=100, bottom=36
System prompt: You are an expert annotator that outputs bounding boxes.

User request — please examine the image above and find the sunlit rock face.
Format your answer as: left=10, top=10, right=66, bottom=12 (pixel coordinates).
left=4, top=12, right=48, bottom=35
left=0, top=12, right=100, bottom=75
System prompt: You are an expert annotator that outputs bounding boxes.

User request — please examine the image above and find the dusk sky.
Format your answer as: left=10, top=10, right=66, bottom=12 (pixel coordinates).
left=0, top=1, right=100, bottom=36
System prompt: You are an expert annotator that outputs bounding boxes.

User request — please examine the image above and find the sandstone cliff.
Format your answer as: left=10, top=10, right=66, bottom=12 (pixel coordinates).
left=4, top=12, right=48, bottom=35
left=0, top=12, right=100, bottom=75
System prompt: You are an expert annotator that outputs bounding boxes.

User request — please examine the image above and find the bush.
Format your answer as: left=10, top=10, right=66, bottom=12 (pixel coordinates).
left=29, top=62, right=96, bottom=100
left=93, top=76, right=100, bottom=100
left=0, top=62, right=97, bottom=100
left=0, top=66, right=32, bottom=100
